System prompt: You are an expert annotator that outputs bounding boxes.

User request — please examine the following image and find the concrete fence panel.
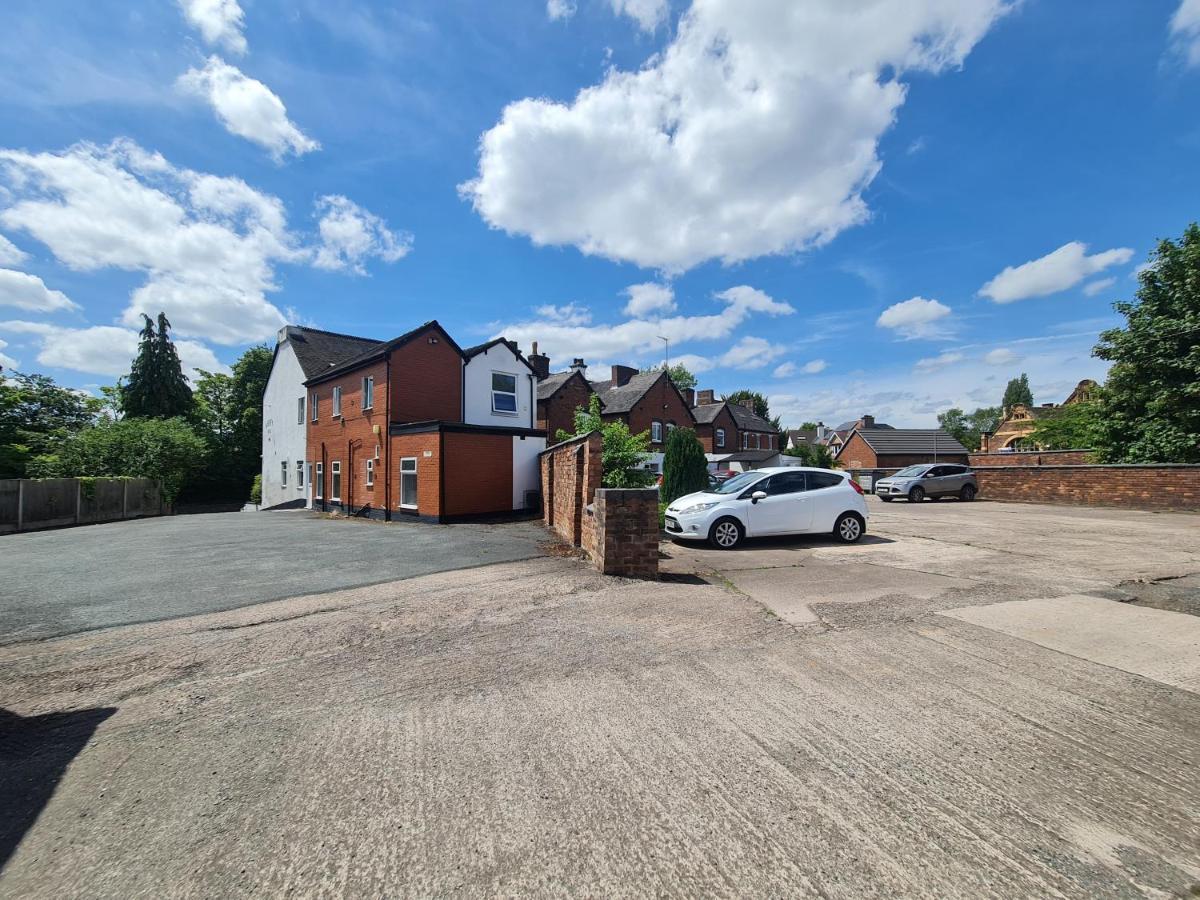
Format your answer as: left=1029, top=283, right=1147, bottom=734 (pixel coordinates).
left=0, top=477, right=165, bottom=534
left=20, top=478, right=78, bottom=531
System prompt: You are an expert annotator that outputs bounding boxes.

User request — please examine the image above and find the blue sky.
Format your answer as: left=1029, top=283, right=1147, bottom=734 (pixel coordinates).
left=0, top=0, right=1197, bottom=427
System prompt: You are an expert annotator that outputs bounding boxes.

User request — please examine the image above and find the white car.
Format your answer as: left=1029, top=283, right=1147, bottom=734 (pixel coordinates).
left=663, top=467, right=869, bottom=549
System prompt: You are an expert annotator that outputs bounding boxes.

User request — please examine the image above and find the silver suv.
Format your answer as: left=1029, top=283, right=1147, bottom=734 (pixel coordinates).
left=875, top=464, right=978, bottom=503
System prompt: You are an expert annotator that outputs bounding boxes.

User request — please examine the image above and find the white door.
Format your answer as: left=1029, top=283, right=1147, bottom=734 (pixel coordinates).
left=746, top=471, right=812, bottom=535
left=804, top=471, right=848, bottom=530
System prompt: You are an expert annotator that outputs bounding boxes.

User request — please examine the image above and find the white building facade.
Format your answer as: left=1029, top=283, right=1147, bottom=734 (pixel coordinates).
left=261, top=339, right=309, bottom=509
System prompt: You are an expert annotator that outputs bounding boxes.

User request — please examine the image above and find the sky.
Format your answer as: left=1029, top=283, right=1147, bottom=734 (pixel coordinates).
left=0, top=0, right=1198, bottom=428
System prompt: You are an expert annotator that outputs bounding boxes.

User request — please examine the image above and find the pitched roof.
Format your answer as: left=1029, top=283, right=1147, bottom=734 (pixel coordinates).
left=462, top=337, right=534, bottom=370
left=721, top=449, right=780, bottom=463
left=536, top=370, right=594, bottom=402
left=787, top=428, right=819, bottom=446
left=846, top=428, right=969, bottom=456
left=692, top=402, right=726, bottom=424
left=304, top=320, right=463, bottom=386
left=725, top=402, right=776, bottom=433
left=590, top=370, right=669, bottom=415
left=284, top=326, right=382, bottom=379
left=832, top=418, right=894, bottom=434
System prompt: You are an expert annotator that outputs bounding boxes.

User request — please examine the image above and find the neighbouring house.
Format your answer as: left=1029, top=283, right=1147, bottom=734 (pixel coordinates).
left=261, top=325, right=381, bottom=509
left=691, top=390, right=780, bottom=469
left=822, top=414, right=894, bottom=450
left=835, top=427, right=970, bottom=469
left=300, top=320, right=546, bottom=522
left=785, top=425, right=826, bottom=452
left=534, top=351, right=598, bottom=440
left=980, top=379, right=1099, bottom=452
left=590, top=366, right=696, bottom=471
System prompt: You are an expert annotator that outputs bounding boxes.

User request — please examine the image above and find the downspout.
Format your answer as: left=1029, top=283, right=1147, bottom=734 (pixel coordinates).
left=385, top=354, right=391, bottom=522
left=320, top=441, right=327, bottom=512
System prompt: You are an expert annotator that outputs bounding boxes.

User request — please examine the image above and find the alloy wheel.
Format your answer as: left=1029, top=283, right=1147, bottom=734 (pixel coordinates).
left=714, top=521, right=740, bottom=548
left=838, top=516, right=861, bottom=542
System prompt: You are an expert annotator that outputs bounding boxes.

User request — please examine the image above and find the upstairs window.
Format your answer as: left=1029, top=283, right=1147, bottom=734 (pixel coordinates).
left=297, top=396, right=305, bottom=425
left=715, top=428, right=726, bottom=448
left=332, top=386, right=342, bottom=417
left=651, top=421, right=663, bottom=443
left=310, top=392, right=318, bottom=422
left=362, top=375, right=374, bottom=410
left=491, top=372, right=518, bottom=414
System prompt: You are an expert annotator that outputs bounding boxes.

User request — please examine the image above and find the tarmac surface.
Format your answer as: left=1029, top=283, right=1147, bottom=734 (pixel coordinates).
left=1, top=497, right=1199, bottom=897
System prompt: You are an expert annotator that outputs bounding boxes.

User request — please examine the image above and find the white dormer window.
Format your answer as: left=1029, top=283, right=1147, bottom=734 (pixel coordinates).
left=332, top=386, right=342, bottom=417
left=491, top=372, right=517, bottom=414
left=362, top=375, right=374, bottom=410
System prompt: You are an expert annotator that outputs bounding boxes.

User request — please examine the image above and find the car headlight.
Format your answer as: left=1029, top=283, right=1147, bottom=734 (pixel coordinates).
left=686, top=501, right=721, bottom=513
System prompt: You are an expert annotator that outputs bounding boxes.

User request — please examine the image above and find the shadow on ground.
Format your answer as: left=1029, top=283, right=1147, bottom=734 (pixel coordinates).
left=0, top=706, right=116, bottom=870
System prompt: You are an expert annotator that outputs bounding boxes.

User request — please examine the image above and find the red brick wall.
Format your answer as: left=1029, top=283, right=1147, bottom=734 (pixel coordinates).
left=389, top=325, right=463, bottom=424
left=391, top=432, right=442, bottom=519
left=541, top=432, right=602, bottom=546
left=443, top=432, right=512, bottom=517
left=976, top=465, right=1200, bottom=510
left=307, top=358, right=388, bottom=511
left=584, top=488, right=659, bottom=578
left=970, top=450, right=1094, bottom=467
left=836, top=432, right=878, bottom=469
left=608, top=374, right=694, bottom=446
left=537, top=374, right=593, bottom=440
left=695, top=405, right=737, bottom=453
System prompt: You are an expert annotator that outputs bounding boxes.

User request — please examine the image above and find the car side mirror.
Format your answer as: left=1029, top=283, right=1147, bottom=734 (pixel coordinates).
left=924, top=472, right=936, bottom=478
left=751, top=490, right=767, bottom=503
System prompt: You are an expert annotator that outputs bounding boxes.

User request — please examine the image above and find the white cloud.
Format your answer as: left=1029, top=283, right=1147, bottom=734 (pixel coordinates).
left=0, top=233, right=27, bottom=265
left=312, top=195, right=412, bottom=274
left=462, top=0, right=1011, bottom=272
left=547, top=0, right=577, bottom=21
left=803, top=359, right=828, bottom=374
left=494, top=283, right=793, bottom=366
left=0, top=337, right=17, bottom=370
left=718, top=336, right=786, bottom=370
left=0, top=268, right=80, bottom=313
left=0, top=140, right=409, bottom=347
left=178, top=0, right=247, bottom=55
left=622, top=282, right=676, bottom=317
left=1171, top=0, right=1200, bottom=66
left=1081, top=276, right=1116, bottom=297
left=0, top=320, right=223, bottom=380
left=877, top=296, right=952, bottom=340
left=177, top=57, right=319, bottom=161
left=983, top=347, right=1019, bottom=366
left=914, top=350, right=964, bottom=373
left=979, top=242, right=1134, bottom=304
left=609, top=0, right=669, bottom=31
left=773, top=362, right=797, bottom=378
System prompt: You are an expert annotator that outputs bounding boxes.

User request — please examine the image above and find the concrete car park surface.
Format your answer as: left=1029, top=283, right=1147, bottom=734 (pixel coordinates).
left=0, top=511, right=547, bottom=644
left=1, top=497, right=1199, bottom=897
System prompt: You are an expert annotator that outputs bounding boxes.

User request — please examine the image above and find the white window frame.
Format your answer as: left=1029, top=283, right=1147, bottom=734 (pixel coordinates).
left=332, top=386, right=342, bottom=418
left=330, top=460, right=342, bottom=501
left=315, top=462, right=324, bottom=499
left=306, top=462, right=313, bottom=492
left=362, top=375, right=374, bottom=411
left=490, top=371, right=518, bottom=415
left=651, top=421, right=663, bottom=444
left=716, top=428, right=726, bottom=448
left=296, top=460, right=304, bottom=490
left=310, top=392, right=318, bottom=422
left=297, top=396, right=305, bottom=425
left=399, top=457, right=418, bottom=509
left=365, top=457, right=374, bottom=487
left=281, top=460, right=288, bottom=487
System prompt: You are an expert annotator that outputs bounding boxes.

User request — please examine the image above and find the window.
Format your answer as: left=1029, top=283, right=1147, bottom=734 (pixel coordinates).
left=365, top=458, right=374, bottom=487
left=297, top=397, right=305, bottom=425
left=362, top=375, right=374, bottom=410
left=331, top=461, right=342, bottom=500
left=807, top=472, right=843, bottom=490
left=491, top=372, right=517, bottom=414
left=332, top=386, right=342, bottom=417
left=651, top=421, right=663, bottom=443
left=281, top=460, right=288, bottom=487
left=315, top=462, right=324, bottom=499
left=311, top=392, right=318, bottom=422
left=715, top=428, right=726, bottom=448
left=760, top=471, right=808, bottom=496
left=296, top=460, right=304, bottom=489
left=750, top=433, right=760, bottom=449
left=306, top=462, right=313, bottom=491
left=399, top=457, right=418, bottom=508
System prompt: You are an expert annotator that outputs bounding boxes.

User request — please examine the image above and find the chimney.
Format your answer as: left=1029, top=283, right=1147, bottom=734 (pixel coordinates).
left=696, top=389, right=715, bottom=406
left=816, top=422, right=827, bottom=441
left=611, top=364, right=638, bottom=387
left=682, top=388, right=695, bottom=407
left=569, top=358, right=588, bottom=376
left=861, top=414, right=875, bottom=429
left=527, top=341, right=550, bottom=380
left=277, top=324, right=300, bottom=344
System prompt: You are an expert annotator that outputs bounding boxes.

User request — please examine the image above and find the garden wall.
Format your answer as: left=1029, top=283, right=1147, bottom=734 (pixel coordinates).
left=0, top=478, right=164, bottom=534
left=975, top=465, right=1200, bottom=510
left=969, top=450, right=1094, bottom=467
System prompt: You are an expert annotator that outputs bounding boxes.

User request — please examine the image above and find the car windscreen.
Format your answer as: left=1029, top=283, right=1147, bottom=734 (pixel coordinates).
left=709, top=472, right=765, bottom=495
left=892, top=465, right=928, bottom=478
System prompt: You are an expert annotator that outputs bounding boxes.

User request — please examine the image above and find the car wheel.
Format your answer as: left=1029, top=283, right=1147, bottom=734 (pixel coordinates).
left=708, top=517, right=744, bottom=550
left=908, top=486, right=925, bottom=503
left=879, top=496, right=893, bottom=503
left=960, top=484, right=977, bottom=502
left=834, top=512, right=865, bottom=543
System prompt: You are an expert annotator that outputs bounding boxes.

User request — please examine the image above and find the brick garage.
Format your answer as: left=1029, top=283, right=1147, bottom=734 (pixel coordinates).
left=976, top=465, right=1200, bottom=510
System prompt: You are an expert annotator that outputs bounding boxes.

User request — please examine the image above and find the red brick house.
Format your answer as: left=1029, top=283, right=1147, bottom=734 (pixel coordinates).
left=535, top=368, right=596, bottom=440
left=835, top=428, right=969, bottom=470
left=691, top=390, right=779, bottom=456
left=590, top=366, right=696, bottom=449
left=304, top=321, right=545, bottom=522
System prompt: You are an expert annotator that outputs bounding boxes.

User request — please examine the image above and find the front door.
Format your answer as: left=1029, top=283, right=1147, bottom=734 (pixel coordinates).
left=746, top=471, right=812, bottom=535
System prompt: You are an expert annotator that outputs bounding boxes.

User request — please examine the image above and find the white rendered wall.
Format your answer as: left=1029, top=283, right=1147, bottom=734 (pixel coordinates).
left=463, top=344, right=535, bottom=428
left=512, top=435, right=545, bottom=510
left=261, top=342, right=310, bottom=508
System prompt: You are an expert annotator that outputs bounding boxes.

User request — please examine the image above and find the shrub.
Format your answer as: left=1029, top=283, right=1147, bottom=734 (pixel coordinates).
left=661, top=427, right=709, bottom=506
left=250, top=473, right=262, bottom=505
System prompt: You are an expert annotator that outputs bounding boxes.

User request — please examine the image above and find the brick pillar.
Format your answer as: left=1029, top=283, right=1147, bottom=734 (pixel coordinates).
left=585, top=487, right=659, bottom=579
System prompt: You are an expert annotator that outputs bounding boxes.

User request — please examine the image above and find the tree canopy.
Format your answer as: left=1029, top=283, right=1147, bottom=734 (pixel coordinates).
left=661, top=427, right=709, bottom=505
left=1001, top=374, right=1033, bottom=414
left=937, top=406, right=1002, bottom=452
left=122, top=313, right=193, bottom=420
left=0, top=372, right=102, bottom=478
left=1030, top=401, right=1104, bottom=452
left=783, top=442, right=840, bottom=469
left=557, top=395, right=654, bottom=488
left=723, top=389, right=783, bottom=433
left=642, top=362, right=698, bottom=393
left=1093, top=223, right=1200, bottom=463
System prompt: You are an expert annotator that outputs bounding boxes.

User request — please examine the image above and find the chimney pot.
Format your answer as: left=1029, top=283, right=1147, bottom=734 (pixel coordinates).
left=682, top=388, right=695, bottom=407
left=528, top=343, right=550, bottom=380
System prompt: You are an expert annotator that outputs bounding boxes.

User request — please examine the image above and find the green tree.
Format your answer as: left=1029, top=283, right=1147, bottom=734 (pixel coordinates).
left=937, top=406, right=1002, bottom=451
left=642, top=362, right=698, bottom=393
left=798, top=421, right=820, bottom=431
left=1093, top=223, right=1200, bottom=463
left=555, top=395, right=655, bottom=488
left=0, top=371, right=102, bottom=477
left=122, top=313, right=194, bottom=419
left=28, top=416, right=208, bottom=502
left=228, top=345, right=273, bottom=485
left=1030, top=401, right=1104, bottom=451
left=723, top=389, right=783, bottom=433
left=783, top=443, right=840, bottom=469
left=661, top=427, right=709, bottom=506
left=1001, top=374, right=1033, bottom=414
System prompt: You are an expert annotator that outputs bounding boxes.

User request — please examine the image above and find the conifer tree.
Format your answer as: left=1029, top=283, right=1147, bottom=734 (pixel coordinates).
left=122, top=313, right=194, bottom=419
left=661, top=427, right=709, bottom=506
